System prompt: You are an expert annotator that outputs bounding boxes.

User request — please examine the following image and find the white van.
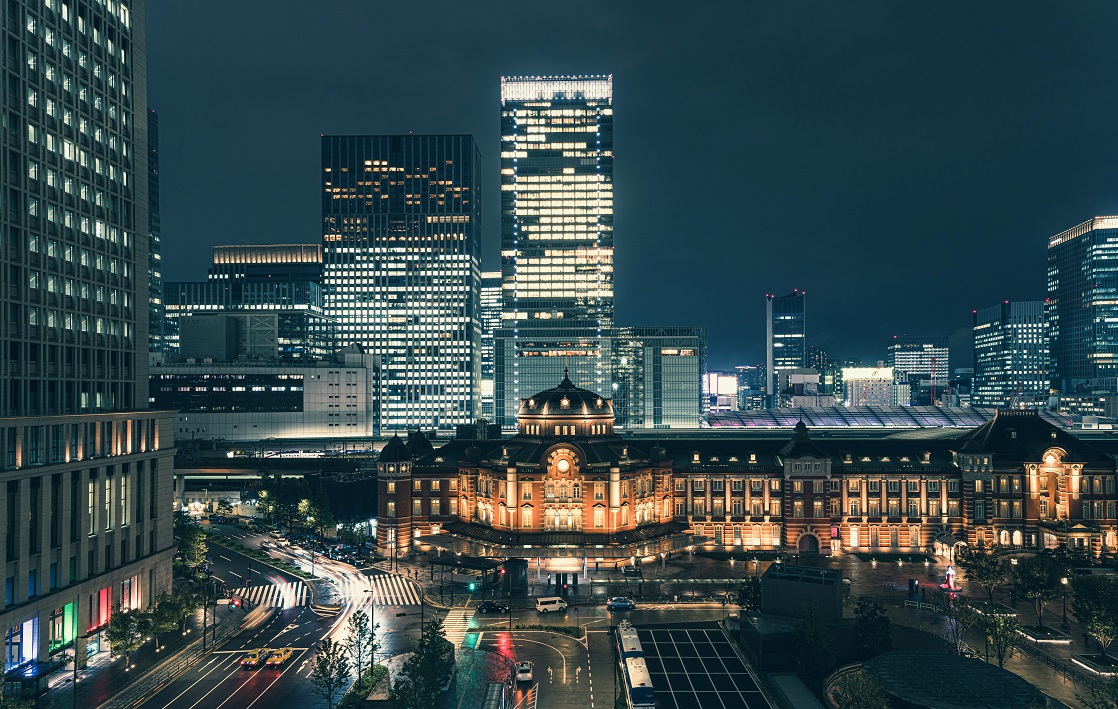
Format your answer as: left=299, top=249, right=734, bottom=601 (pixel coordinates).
left=535, top=597, right=568, bottom=613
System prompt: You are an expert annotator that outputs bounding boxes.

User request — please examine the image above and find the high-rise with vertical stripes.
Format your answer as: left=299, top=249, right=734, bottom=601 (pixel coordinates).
left=495, top=75, right=615, bottom=428
left=0, top=0, right=176, bottom=677
left=321, top=135, right=481, bottom=431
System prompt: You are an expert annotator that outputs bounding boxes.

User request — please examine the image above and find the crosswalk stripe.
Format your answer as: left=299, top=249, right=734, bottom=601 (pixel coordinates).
left=442, top=608, right=473, bottom=647
left=367, top=574, right=420, bottom=606
left=235, top=580, right=307, bottom=608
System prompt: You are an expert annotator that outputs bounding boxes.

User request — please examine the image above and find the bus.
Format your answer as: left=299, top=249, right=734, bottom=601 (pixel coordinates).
left=623, top=656, right=655, bottom=709
left=617, top=620, right=644, bottom=659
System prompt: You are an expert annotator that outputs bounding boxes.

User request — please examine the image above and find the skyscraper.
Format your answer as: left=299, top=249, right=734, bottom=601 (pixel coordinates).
left=479, top=271, right=502, bottom=420
left=613, top=327, right=706, bottom=428
left=164, top=244, right=333, bottom=360
left=765, top=290, right=806, bottom=407
left=321, top=135, right=481, bottom=431
left=887, top=335, right=949, bottom=405
left=495, top=75, right=614, bottom=428
left=1047, top=216, right=1118, bottom=395
left=148, top=110, right=163, bottom=352
left=0, top=0, right=175, bottom=673
left=973, top=301, right=1048, bottom=408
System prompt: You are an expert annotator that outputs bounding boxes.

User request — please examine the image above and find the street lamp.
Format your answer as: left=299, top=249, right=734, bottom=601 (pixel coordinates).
left=1010, top=558, right=1018, bottom=605
left=1062, top=577, right=1069, bottom=624
left=306, top=515, right=317, bottom=578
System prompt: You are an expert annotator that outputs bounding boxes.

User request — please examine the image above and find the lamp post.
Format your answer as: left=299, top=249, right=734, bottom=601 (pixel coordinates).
left=1061, top=577, right=1069, bottom=625
left=307, top=515, right=316, bottom=578
left=1010, top=557, right=1018, bottom=606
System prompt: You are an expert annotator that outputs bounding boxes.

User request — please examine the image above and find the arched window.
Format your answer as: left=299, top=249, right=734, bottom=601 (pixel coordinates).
left=573, top=483, right=581, bottom=499
left=559, top=482, right=568, bottom=499
left=546, top=482, right=554, bottom=499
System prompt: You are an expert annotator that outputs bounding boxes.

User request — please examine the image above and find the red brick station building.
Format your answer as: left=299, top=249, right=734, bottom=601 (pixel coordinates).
left=376, top=374, right=1118, bottom=574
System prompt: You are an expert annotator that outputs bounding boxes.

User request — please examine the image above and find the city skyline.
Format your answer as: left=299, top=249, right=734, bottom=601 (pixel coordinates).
left=147, top=2, right=1118, bottom=370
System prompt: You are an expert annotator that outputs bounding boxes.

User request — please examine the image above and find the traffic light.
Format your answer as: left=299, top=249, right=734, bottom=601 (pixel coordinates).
left=468, top=582, right=477, bottom=592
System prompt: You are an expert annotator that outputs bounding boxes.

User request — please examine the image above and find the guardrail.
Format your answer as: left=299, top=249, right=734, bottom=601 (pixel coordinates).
left=99, top=605, right=271, bottom=709
left=903, top=599, right=943, bottom=613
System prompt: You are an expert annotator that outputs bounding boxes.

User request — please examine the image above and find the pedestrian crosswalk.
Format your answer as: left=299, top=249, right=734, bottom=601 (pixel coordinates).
left=442, top=608, right=474, bottom=647
left=367, top=573, right=422, bottom=606
left=235, top=581, right=308, bottom=609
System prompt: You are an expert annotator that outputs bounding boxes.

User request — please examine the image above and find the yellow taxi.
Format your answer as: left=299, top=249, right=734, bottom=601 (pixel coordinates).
left=240, top=648, right=270, bottom=669
left=266, top=647, right=294, bottom=667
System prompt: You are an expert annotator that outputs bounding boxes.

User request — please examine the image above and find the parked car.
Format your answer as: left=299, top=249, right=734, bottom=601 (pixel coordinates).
left=266, top=648, right=294, bottom=666
left=515, top=661, right=534, bottom=683
left=241, top=648, right=270, bottom=669
left=535, top=597, right=568, bottom=614
left=476, top=601, right=510, bottom=614
left=606, top=597, right=636, bottom=611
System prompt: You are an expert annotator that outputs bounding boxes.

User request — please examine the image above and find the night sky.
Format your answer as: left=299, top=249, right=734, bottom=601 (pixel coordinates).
left=148, top=2, right=1118, bottom=371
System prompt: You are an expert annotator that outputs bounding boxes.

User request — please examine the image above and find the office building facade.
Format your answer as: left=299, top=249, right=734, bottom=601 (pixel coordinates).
left=843, top=367, right=895, bottom=407
left=1048, top=217, right=1118, bottom=396
left=479, top=271, right=501, bottom=420
left=151, top=346, right=380, bottom=441
left=147, top=110, right=161, bottom=353
left=973, top=301, right=1049, bottom=408
left=0, top=0, right=177, bottom=683
left=321, top=135, right=481, bottom=431
left=613, top=327, right=706, bottom=429
left=495, top=75, right=615, bottom=429
left=765, top=290, right=806, bottom=407
left=164, top=244, right=333, bottom=360
left=887, top=335, right=949, bottom=405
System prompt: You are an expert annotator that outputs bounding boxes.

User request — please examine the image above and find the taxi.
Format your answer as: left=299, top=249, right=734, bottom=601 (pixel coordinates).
left=240, top=648, right=271, bottom=669
left=266, top=647, right=294, bottom=666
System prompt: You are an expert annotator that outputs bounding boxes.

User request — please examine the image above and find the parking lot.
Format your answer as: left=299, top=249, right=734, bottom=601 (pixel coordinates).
left=636, top=625, right=773, bottom=709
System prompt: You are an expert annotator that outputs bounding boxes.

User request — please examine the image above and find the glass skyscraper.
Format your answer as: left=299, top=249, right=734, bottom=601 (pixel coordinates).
left=479, top=270, right=501, bottom=420
left=1048, top=217, right=1118, bottom=395
left=321, top=135, right=481, bottom=431
left=495, top=75, right=615, bottom=428
left=765, top=290, right=805, bottom=407
left=973, top=301, right=1048, bottom=408
left=613, top=327, right=706, bottom=428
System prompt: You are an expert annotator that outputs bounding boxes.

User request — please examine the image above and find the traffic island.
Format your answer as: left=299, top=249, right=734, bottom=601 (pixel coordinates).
left=1072, top=654, right=1118, bottom=676
left=1017, top=625, right=1073, bottom=644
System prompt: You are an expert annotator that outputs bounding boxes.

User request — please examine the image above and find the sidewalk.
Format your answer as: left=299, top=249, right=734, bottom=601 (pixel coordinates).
left=38, top=603, right=242, bottom=709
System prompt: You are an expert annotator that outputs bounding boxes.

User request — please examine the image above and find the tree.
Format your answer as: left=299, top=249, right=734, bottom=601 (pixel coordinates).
left=179, top=526, right=208, bottom=568
left=830, top=670, right=890, bottom=709
left=1074, top=575, right=1118, bottom=658
left=345, top=610, right=380, bottom=682
left=792, top=604, right=836, bottom=686
left=1016, top=555, right=1066, bottom=628
left=165, top=591, right=203, bottom=632
left=737, top=577, right=761, bottom=612
left=309, top=637, right=351, bottom=709
left=853, top=597, right=892, bottom=660
left=985, top=614, right=1021, bottom=668
left=956, top=540, right=1008, bottom=603
left=940, top=592, right=979, bottom=655
left=1079, top=676, right=1118, bottom=709
left=389, top=616, right=454, bottom=709
left=105, top=606, right=146, bottom=666
left=149, top=594, right=180, bottom=649
left=338, top=523, right=363, bottom=548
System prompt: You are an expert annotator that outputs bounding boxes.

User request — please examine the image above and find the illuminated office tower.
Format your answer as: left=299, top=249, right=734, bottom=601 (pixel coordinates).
left=495, top=75, right=615, bottom=428
left=1047, top=217, right=1118, bottom=396
left=887, top=335, right=949, bottom=405
left=765, top=290, right=806, bottom=407
left=321, top=135, right=481, bottom=431
left=973, top=301, right=1048, bottom=408
left=0, top=0, right=176, bottom=675
left=479, top=271, right=502, bottom=420
left=613, top=327, right=706, bottom=428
